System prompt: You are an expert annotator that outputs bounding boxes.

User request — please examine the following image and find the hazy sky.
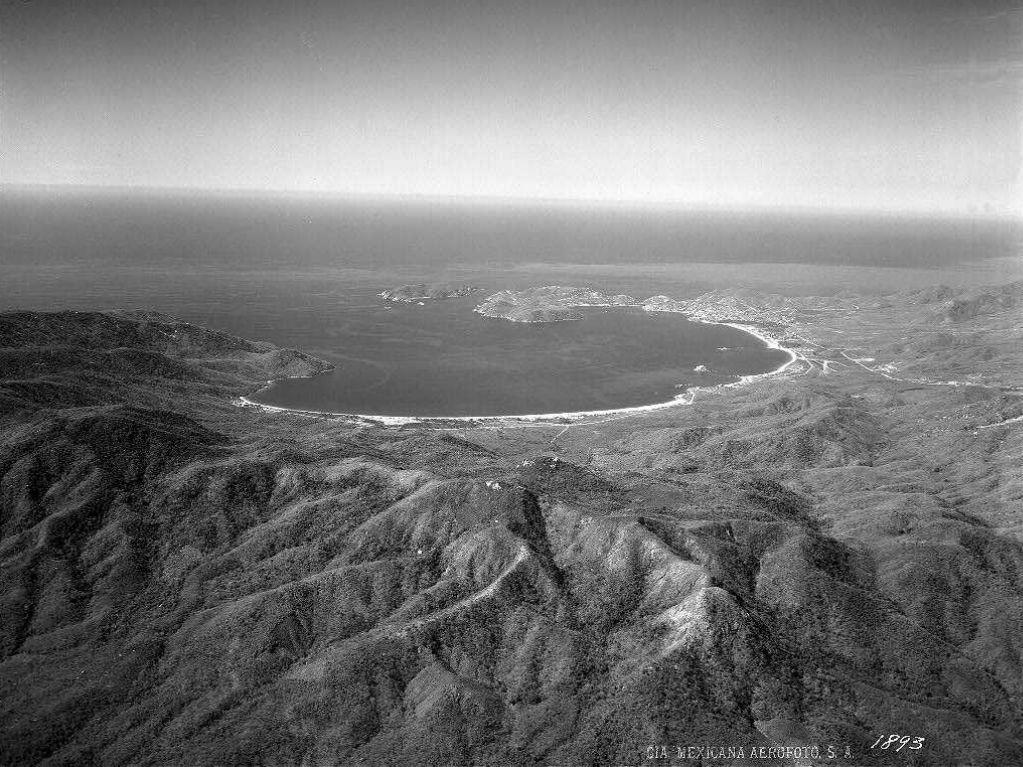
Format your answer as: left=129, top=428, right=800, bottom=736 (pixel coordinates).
left=2, top=0, right=1021, bottom=213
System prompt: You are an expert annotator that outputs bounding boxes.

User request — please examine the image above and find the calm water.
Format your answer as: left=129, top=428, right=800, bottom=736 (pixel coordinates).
left=2, top=189, right=1019, bottom=416
left=251, top=304, right=786, bottom=417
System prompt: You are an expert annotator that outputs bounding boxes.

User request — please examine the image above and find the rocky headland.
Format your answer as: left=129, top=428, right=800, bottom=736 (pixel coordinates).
left=379, top=283, right=481, bottom=303
left=474, top=285, right=638, bottom=322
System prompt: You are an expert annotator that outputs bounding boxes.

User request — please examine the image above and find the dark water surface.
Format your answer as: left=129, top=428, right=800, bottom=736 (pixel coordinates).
left=2, top=189, right=1019, bottom=416
left=251, top=304, right=786, bottom=417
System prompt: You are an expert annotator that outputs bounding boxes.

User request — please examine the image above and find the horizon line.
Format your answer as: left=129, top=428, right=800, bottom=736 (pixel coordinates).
left=2, top=181, right=1019, bottom=221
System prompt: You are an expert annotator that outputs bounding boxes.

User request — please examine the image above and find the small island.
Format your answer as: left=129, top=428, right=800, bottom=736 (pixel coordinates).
left=379, top=283, right=481, bottom=303
left=475, top=286, right=638, bottom=322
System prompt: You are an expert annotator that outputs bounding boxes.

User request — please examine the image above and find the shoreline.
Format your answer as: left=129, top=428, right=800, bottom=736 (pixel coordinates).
left=236, top=309, right=802, bottom=426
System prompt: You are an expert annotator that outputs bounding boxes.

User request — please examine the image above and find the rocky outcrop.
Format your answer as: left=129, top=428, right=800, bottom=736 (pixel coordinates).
left=475, top=286, right=636, bottom=322
left=380, top=283, right=481, bottom=303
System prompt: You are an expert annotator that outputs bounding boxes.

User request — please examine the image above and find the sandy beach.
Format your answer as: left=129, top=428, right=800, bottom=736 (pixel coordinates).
left=236, top=304, right=802, bottom=425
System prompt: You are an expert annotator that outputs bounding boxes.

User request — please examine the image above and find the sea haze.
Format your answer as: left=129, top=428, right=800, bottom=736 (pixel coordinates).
left=2, top=189, right=1019, bottom=416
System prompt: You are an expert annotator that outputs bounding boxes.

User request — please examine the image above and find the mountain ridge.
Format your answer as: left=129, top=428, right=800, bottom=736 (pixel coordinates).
left=1, top=287, right=1021, bottom=766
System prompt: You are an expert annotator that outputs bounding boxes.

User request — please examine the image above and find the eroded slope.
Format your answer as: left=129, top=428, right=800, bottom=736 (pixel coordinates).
left=1, top=289, right=1021, bottom=766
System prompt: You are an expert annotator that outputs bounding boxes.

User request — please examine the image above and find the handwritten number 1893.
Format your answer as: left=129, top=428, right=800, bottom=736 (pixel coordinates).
left=871, top=735, right=925, bottom=752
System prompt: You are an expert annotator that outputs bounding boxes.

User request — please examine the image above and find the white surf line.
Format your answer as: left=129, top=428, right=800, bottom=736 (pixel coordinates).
left=236, top=312, right=802, bottom=428
left=237, top=384, right=700, bottom=426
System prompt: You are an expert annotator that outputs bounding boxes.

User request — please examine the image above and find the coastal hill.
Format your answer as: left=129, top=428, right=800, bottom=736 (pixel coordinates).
left=476, top=285, right=637, bottom=322
left=0, top=309, right=331, bottom=414
left=1, top=285, right=1022, bottom=766
left=379, top=283, right=481, bottom=303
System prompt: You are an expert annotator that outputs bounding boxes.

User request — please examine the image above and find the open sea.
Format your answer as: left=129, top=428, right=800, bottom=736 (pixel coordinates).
left=2, top=188, right=1020, bottom=416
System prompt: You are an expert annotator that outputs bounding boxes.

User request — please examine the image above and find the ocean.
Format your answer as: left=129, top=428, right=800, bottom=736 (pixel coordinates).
left=2, top=188, right=1020, bottom=416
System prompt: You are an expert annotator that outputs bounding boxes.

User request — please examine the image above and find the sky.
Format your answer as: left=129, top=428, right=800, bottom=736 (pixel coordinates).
left=1, top=0, right=1021, bottom=214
